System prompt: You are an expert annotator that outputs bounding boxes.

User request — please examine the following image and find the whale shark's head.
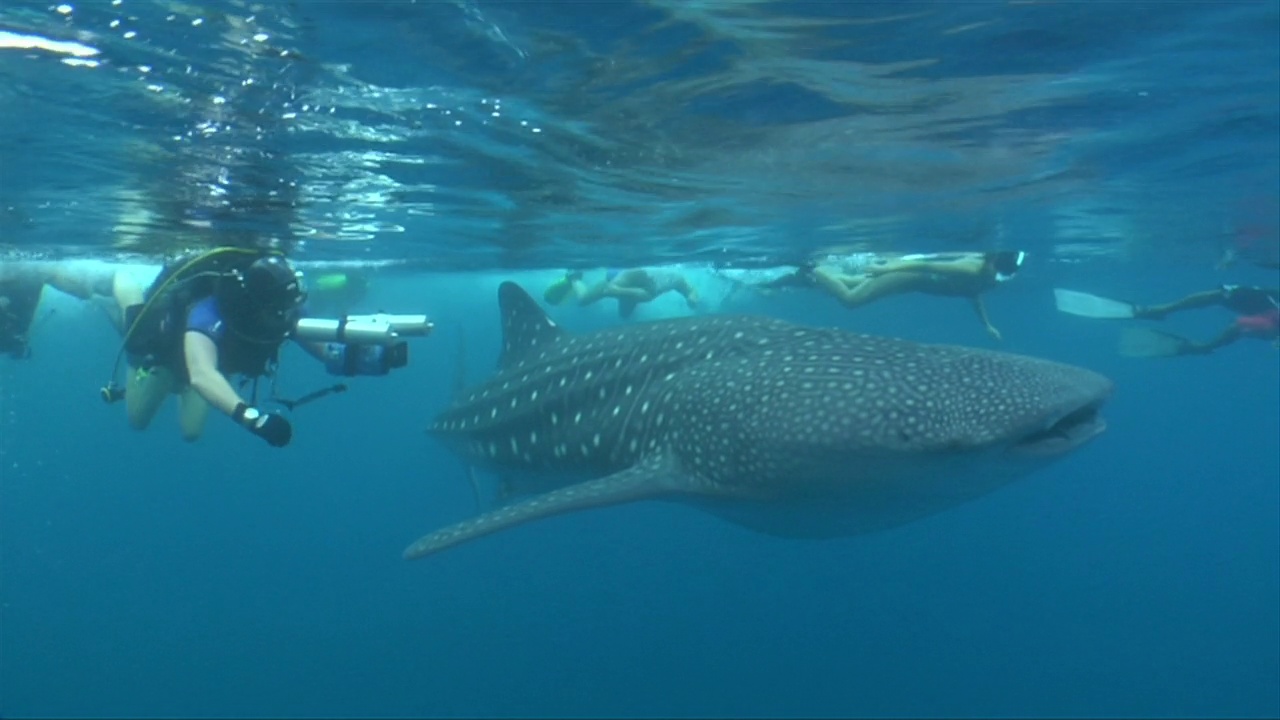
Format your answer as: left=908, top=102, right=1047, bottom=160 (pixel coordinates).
left=663, top=330, right=1113, bottom=504
left=893, top=345, right=1112, bottom=460
left=658, top=332, right=1113, bottom=538
left=995, top=360, right=1111, bottom=460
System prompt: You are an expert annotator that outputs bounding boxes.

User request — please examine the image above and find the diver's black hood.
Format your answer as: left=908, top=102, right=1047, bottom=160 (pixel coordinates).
left=991, top=250, right=1026, bottom=280
left=217, top=256, right=306, bottom=340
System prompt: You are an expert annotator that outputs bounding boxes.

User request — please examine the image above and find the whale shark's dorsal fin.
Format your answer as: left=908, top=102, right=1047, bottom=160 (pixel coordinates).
left=497, top=281, right=567, bottom=370
left=403, top=452, right=707, bottom=560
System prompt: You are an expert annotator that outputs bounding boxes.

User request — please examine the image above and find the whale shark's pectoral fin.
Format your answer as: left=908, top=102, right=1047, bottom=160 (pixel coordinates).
left=403, top=452, right=703, bottom=560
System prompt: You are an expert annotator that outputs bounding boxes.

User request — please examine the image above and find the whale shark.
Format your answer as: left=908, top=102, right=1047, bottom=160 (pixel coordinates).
left=404, top=282, right=1111, bottom=560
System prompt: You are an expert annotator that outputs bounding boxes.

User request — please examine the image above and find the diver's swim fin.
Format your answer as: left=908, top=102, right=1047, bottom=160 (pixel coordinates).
left=1118, top=327, right=1195, bottom=358
left=1054, top=288, right=1135, bottom=319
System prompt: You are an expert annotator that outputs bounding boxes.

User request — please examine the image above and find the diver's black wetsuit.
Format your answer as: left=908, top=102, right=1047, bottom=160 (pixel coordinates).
left=1221, top=285, right=1280, bottom=316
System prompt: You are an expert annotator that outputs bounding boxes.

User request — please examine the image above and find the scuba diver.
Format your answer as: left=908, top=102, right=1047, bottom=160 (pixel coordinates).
left=1055, top=284, right=1280, bottom=358
left=83, top=6, right=435, bottom=445
left=102, top=247, right=430, bottom=447
left=797, top=250, right=1027, bottom=340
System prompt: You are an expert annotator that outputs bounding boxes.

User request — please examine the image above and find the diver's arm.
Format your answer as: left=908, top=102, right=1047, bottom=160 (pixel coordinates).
left=186, top=330, right=292, bottom=446
left=971, top=296, right=1001, bottom=340
left=184, top=331, right=248, bottom=417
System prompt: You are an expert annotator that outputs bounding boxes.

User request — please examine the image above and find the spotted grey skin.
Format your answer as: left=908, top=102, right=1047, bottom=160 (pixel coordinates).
left=405, top=281, right=1112, bottom=560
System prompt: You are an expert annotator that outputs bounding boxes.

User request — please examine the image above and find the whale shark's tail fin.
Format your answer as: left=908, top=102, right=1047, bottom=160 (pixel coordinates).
left=403, top=452, right=704, bottom=560
left=1054, top=288, right=1136, bottom=319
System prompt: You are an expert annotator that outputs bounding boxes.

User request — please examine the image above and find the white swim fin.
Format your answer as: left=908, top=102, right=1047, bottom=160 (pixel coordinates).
left=1054, top=288, right=1136, bottom=319
left=1118, top=327, right=1193, bottom=358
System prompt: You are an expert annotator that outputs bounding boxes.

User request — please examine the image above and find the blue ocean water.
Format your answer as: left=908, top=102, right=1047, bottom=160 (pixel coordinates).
left=1, top=1, right=1278, bottom=718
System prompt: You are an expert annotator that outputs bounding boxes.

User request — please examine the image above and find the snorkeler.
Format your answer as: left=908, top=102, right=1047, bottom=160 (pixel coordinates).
left=801, top=251, right=1027, bottom=340
left=544, top=267, right=700, bottom=318
left=0, top=260, right=121, bottom=359
left=1056, top=284, right=1280, bottom=357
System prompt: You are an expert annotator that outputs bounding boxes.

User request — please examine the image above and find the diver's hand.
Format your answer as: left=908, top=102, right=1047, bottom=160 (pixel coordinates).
left=986, top=325, right=1003, bottom=341
left=234, top=403, right=293, bottom=447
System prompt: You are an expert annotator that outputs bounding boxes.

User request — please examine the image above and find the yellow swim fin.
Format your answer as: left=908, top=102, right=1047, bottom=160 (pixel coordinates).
left=543, top=272, right=579, bottom=306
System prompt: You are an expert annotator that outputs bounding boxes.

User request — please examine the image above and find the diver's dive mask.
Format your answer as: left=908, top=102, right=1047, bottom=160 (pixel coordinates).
left=992, top=250, right=1026, bottom=282
left=223, top=255, right=308, bottom=341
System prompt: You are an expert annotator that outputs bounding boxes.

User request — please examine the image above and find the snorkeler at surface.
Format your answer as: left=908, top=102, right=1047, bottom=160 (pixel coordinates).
left=544, top=267, right=700, bottom=318
left=793, top=251, right=1027, bottom=340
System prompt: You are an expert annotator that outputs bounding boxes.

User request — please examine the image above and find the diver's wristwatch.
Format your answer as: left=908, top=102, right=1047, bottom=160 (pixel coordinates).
left=233, top=402, right=261, bottom=427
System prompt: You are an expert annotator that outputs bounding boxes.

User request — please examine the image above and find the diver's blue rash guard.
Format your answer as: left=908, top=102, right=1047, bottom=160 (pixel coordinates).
left=185, top=296, right=227, bottom=343
left=183, top=296, right=290, bottom=377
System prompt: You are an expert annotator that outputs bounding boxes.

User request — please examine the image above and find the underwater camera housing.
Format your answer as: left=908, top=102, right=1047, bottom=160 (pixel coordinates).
left=294, top=313, right=433, bottom=346
left=296, top=314, right=430, bottom=377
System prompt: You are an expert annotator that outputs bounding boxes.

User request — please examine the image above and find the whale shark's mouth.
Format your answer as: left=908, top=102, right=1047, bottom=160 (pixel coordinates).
left=1012, top=401, right=1108, bottom=457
